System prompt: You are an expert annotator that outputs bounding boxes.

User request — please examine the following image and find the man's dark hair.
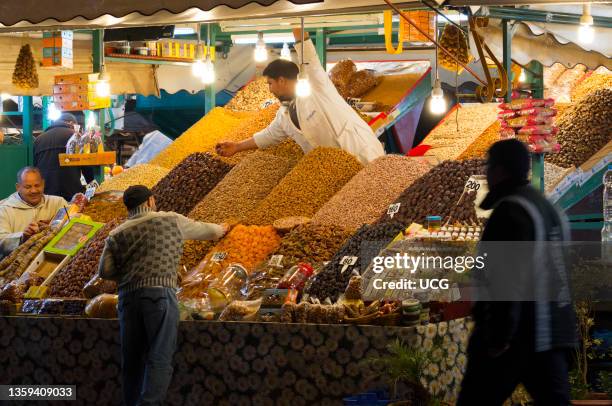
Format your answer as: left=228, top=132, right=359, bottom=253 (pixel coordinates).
left=16, top=166, right=42, bottom=184
left=123, top=185, right=153, bottom=211
left=487, top=139, right=530, bottom=181
left=262, top=59, right=299, bottom=80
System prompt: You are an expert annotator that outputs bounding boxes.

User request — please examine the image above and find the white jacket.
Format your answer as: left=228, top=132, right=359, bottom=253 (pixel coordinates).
left=0, top=192, right=67, bottom=255
left=253, top=39, right=385, bottom=165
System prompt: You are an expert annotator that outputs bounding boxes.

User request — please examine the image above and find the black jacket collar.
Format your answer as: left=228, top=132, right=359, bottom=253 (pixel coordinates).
left=480, top=178, right=530, bottom=211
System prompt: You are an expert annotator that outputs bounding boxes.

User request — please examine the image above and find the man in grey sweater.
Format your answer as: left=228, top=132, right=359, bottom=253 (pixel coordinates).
left=99, top=185, right=228, bottom=406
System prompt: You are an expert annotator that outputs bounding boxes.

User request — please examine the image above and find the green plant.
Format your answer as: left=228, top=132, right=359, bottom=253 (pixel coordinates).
left=570, top=300, right=603, bottom=400
left=598, top=371, right=612, bottom=398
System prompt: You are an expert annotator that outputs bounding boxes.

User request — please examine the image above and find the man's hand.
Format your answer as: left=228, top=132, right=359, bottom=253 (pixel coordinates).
left=21, top=222, right=40, bottom=242
left=219, top=223, right=232, bottom=237
left=292, top=28, right=309, bottom=43
left=215, top=141, right=238, bottom=157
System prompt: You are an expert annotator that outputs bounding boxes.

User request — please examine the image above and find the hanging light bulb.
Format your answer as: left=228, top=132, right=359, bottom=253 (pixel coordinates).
left=0, top=93, right=10, bottom=101
left=201, top=58, right=215, bottom=85
left=47, top=103, right=61, bottom=121
left=296, top=70, right=311, bottom=98
left=429, top=79, right=446, bottom=115
left=578, top=4, right=595, bottom=44
left=519, top=69, right=526, bottom=83
left=96, top=66, right=111, bottom=97
left=254, top=32, right=268, bottom=63
left=192, top=45, right=205, bottom=78
left=280, top=42, right=291, bottom=60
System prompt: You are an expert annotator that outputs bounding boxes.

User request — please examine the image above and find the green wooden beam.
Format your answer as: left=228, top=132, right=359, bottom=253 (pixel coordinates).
left=22, top=96, right=33, bottom=166
left=42, top=96, right=50, bottom=130
left=486, top=7, right=612, bottom=29
left=315, top=28, right=327, bottom=67
left=526, top=61, right=544, bottom=99
left=92, top=29, right=105, bottom=183
left=570, top=221, right=604, bottom=231
left=531, top=153, right=545, bottom=193
left=502, top=20, right=512, bottom=103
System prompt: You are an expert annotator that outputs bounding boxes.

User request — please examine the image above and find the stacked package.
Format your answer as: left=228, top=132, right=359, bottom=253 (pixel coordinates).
left=498, top=98, right=560, bottom=154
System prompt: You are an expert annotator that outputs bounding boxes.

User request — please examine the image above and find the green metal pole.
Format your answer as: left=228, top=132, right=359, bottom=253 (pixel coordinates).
left=531, top=153, right=545, bottom=193
left=204, top=24, right=218, bottom=114
left=527, top=61, right=544, bottom=99
left=315, top=28, right=327, bottom=68
left=22, top=96, right=33, bottom=166
left=502, top=20, right=512, bottom=103
left=92, top=29, right=105, bottom=181
left=42, top=96, right=50, bottom=130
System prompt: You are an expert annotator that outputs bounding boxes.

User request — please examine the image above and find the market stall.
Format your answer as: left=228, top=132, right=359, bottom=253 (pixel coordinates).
left=0, top=1, right=611, bottom=405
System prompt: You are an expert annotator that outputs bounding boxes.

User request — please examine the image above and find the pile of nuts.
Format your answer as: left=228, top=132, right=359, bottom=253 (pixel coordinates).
left=150, top=108, right=254, bottom=169
left=438, top=24, right=470, bottom=72
left=152, top=153, right=233, bottom=215
left=247, top=147, right=363, bottom=225
left=306, top=221, right=405, bottom=301
left=361, top=74, right=423, bottom=111
left=546, top=65, right=587, bottom=102
left=329, top=60, right=356, bottom=98
left=225, top=77, right=279, bottom=112
left=423, top=104, right=499, bottom=161
left=543, top=162, right=575, bottom=193
left=262, top=139, right=304, bottom=166
left=48, top=218, right=124, bottom=298
left=12, top=44, right=38, bottom=89
left=571, top=74, right=612, bottom=103
left=271, top=223, right=353, bottom=267
left=312, top=155, right=432, bottom=231
left=82, top=192, right=127, bottom=223
left=378, top=159, right=487, bottom=226
left=458, top=121, right=501, bottom=160
left=546, top=89, right=612, bottom=168
left=96, top=164, right=169, bottom=193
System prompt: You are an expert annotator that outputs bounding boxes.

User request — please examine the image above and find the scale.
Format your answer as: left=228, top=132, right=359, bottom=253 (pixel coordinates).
left=22, top=218, right=104, bottom=299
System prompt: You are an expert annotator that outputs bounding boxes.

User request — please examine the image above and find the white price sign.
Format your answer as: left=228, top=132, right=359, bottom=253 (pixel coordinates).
left=387, top=203, right=401, bottom=219
left=268, top=255, right=284, bottom=267
left=339, top=256, right=358, bottom=274
left=211, top=252, right=227, bottom=262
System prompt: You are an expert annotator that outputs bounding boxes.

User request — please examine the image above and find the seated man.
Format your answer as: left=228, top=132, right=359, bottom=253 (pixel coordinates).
left=0, top=167, right=67, bottom=256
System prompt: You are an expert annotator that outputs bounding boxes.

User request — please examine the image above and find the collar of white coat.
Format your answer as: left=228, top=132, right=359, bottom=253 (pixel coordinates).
left=2, top=192, right=47, bottom=209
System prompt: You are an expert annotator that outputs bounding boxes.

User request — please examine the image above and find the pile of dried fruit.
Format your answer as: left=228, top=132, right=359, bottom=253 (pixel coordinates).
left=446, top=190, right=482, bottom=225
left=422, top=104, right=498, bottom=161
left=48, top=218, right=124, bottom=298
left=270, top=223, right=353, bottom=267
left=96, top=164, right=169, bottom=193
left=152, top=153, right=232, bottom=215
left=202, top=225, right=281, bottom=272
left=438, top=24, right=470, bottom=72
left=571, top=73, right=612, bottom=103
left=150, top=108, right=253, bottom=169
left=12, top=44, right=38, bottom=89
left=0, top=228, right=56, bottom=289
left=312, top=155, right=431, bottom=230
left=82, top=192, right=127, bottom=223
left=546, top=65, right=587, bottom=102
left=306, top=221, right=405, bottom=301
left=247, top=147, right=363, bottom=225
left=182, top=152, right=294, bottom=270
left=330, top=60, right=357, bottom=98
left=225, top=77, right=279, bottom=112
left=262, top=139, right=304, bottom=166
left=378, top=159, right=487, bottom=226
left=458, top=121, right=501, bottom=160
left=546, top=89, right=612, bottom=168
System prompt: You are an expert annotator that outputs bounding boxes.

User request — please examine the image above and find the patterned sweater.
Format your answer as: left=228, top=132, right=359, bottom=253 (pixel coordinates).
left=98, top=207, right=224, bottom=294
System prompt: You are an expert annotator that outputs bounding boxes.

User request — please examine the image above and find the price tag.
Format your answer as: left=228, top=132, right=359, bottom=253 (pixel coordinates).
left=463, top=176, right=491, bottom=219
left=211, top=252, right=227, bottom=263
left=339, top=256, right=358, bottom=274
left=387, top=203, right=401, bottom=219
left=84, top=180, right=99, bottom=200
left=347, top=97, right=362, bottom=107
left=268, top=255, right=284, bottom=267
left=261, top=99, right=277, bottom=109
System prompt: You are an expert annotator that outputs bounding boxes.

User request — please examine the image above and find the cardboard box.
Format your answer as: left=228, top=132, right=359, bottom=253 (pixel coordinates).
left=54, top=72, right=99, bottom=85
left=54, top=97, right=111, bottom=112
left=53, top=83, right=94, bottom=94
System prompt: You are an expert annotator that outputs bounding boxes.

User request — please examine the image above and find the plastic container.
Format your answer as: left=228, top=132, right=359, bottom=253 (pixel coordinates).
left=426, top=215, right=442, bottom=233
left=207, top=264, right=249, bottom=309
left=134, top=47, right=149, bottom=56
left=603, top=165, right=612, bottom=262
left=277, top=263, right=314, bottom=291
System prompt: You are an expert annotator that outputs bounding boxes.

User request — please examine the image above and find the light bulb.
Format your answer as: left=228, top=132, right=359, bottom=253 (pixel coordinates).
left=296, top=72, right=311, bottom=98
left=201, top=59, right=215, bottom=85
left=280, top=43, right=291, bottom=60
left=519, top=69, right=526, bottom=83
left=192, top=58, right=205, bottom=77
left=254, top=32, right=268, bottom=62
left=430, top=95, right=447, bottom=115
left=578, top=24, right=594, bottom=44
left=96, top=80, right=110, bottom=97
left=48, top=103, right=61, bottom=121
left=0, top=93, right=10, bottom=101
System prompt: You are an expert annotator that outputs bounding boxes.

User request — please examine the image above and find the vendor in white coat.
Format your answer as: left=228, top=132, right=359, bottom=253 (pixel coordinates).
left=0, top=167, right=67, bottom=256
left=216, top=29, right=384, bottom=165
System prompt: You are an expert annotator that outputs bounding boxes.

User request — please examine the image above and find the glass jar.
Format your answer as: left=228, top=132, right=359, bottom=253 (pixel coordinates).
left=426, top=215, right=442, bottom=233
left=277, top=263, right=315, bottom=291
left=207, top=264, right=248, bottom=309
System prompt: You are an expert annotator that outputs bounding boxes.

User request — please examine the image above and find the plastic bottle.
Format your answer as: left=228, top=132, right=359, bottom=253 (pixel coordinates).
left=603, top=164, right=612, bottom=262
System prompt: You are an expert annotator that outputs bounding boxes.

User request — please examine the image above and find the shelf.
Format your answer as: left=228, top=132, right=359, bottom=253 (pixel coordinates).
left=106, top=54, right=193, bottom=67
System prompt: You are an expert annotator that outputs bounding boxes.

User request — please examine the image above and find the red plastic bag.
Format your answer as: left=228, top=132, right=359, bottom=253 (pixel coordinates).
left=518, top=107, right=557, bottom=117
left=497, top=110, right=518, bottom=119
left=500, top=127, right=516, bottom=139
left=503, top=116, right=553, bottom=128
left=518, top=125, right=558, bottom=136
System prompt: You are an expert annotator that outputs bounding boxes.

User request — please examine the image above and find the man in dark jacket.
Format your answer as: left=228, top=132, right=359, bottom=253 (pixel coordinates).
left=34, top=113, right=95, bottom=201
left=458, top=140, right=576, bottom=406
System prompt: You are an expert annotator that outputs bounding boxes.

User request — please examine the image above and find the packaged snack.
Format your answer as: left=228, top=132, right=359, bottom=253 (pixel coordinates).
left=518, top=107, right=557, bottom=117
left=207, top=263, right=249, bottom=310
left=503, top=116, right=553, bottom=128
left=277, top=263, right=315, bottom=291
left=499, top=127, right=516, bottom=139
left=38, top=299, right=63, bottom=315
left=61, top=299, right=87, bottom=316
left=518, top=125, right=559, bottom=136
left=497, top=110, right=518, bottom=119
left=218, top=299, right=261, bottom=321
left=499, top=98, right=554, bottom=110
left=21, top=299, right=43, bottom=314
left=85, top=294, right=118, bottom=319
